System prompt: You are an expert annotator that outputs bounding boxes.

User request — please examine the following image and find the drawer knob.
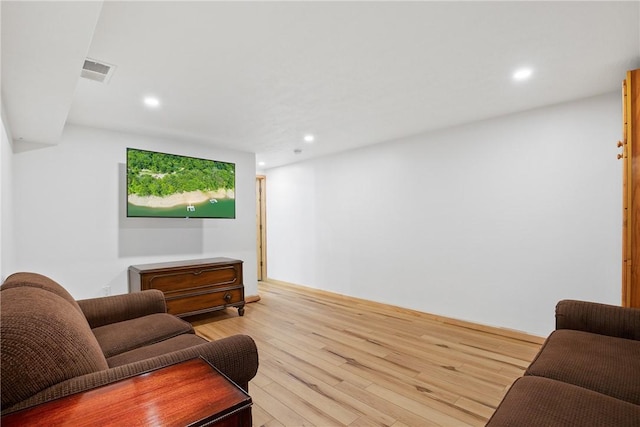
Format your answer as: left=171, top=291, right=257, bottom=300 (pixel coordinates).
left=224, top=292, right=232, bottom=302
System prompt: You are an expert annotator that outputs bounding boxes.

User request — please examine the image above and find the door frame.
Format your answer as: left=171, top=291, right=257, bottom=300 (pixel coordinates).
left=256, top=175, right=267, bottom=281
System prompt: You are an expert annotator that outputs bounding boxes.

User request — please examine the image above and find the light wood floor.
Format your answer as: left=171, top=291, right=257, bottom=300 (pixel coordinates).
left=191, top=281, right=542, bottom=427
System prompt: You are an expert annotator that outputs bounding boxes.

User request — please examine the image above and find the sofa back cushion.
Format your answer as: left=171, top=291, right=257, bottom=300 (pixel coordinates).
left=2, top=272, right=84, bottom=314
left=0, top=286, right=109, bottom=409
left=525, top=329, right=640, bottom=405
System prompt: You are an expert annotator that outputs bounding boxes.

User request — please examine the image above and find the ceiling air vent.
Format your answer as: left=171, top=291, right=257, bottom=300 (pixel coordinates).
left=81, top=58, right=116, bottom=84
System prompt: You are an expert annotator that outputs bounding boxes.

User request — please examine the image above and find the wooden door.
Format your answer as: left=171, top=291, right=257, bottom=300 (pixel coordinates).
left=256, top=176, right=267, bottom=281
left=622, top=69, right=640, bottom=307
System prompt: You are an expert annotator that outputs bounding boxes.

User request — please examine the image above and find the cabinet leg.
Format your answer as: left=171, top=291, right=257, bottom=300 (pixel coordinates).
left=238, top=306, right=245, bottom=316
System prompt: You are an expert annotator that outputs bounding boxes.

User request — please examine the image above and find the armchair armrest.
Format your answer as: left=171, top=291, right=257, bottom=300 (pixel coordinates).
left=555, top=299, right=640, bottom=340
left=2, top=334, right=259, bottom=415
left=78, top=290, right=167, bottom=329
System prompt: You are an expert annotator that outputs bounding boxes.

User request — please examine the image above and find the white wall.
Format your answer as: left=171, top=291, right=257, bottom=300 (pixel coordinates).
left=1, top=105, right=16, bottom=280
left=266, top=92, right=622, bottom=337
left=10, top=124, right=257, bottom=299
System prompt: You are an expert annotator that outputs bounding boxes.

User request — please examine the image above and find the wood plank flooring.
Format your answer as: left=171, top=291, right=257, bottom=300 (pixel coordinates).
left=190, top=281, right=542, bottom=427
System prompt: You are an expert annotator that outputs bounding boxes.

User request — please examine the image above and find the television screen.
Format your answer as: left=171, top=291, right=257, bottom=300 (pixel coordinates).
left=126, top=148, right=235, bottom=218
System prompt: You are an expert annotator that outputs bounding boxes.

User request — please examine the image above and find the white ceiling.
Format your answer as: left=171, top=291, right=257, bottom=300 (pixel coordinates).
left=2, top=1, right=639, bottom=168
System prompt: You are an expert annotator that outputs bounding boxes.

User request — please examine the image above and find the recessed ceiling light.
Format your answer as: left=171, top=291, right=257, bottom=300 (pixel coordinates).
left=143, top=96, right=160, bottom=108
left=513, top=68, right=533, bottom=81
left=258, top=161, right=266, bottom=167
left=303, top=134, right=315, bottom=143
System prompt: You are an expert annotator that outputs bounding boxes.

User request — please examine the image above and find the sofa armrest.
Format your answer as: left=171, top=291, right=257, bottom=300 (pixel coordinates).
left=555, top=299, right=640, bottom=340
left=2, top=334, right=258, bottom=415
left=77, top=290, right=167, bottom=329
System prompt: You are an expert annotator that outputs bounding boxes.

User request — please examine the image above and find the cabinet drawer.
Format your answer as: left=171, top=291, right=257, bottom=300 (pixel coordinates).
left=166, top=288, right=244, bottom=316
left=146, top=266, right=240, bottom=294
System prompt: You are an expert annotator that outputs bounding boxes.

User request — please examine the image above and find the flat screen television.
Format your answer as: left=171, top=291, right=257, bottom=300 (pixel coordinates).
left=126, top=148, right=235, bottom=218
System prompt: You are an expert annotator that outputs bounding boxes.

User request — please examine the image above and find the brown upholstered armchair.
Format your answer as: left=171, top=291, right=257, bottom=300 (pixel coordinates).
left=0, top=272, right=259, bottom=415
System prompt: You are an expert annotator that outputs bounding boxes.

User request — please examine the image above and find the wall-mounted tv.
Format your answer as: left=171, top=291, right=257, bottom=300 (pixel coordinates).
left=126, top=148, right=235, bottom=219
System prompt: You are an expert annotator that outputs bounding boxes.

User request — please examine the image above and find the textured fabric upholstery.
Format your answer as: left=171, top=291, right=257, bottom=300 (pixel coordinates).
left=92, top=313, right=195, bottom=358
left=2, top=272, right=84, bottom=314
left=487, top=376, right=640, bottom=427
left=556, top=299, right=640, bottom=340
left=489, top=299, right=640, bottom=425
left=106, top=334, right=209, bottom=367
left=525, top=330, right=640, bottom=405
left=78, top=289, right=167, bottom=328
left=0, top=287, right=109, bottom=409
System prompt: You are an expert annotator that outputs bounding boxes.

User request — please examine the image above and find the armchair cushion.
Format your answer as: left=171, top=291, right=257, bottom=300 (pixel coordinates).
left=92, top=313, right=195, bottom=358
left=525, top=329, right=640, bottom=405
left=106, top=334, right=208, bottom=367
left=78, top=290, right=167, bottom=328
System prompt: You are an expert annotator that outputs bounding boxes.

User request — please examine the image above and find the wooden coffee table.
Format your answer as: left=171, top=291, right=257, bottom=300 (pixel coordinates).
left=1, top=357, right=252, bottom=426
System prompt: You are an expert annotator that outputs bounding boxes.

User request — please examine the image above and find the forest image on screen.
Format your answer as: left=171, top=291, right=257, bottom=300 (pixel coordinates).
left=127, top=148, right=235, bottom=218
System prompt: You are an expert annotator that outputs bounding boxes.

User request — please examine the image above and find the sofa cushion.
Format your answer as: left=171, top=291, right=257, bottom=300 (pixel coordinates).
left=1, top=287, right=109, bottom=409
left=487, top=376, right=640, bottom=426
left=92, top=313, right=195, bottom=358
left=1, top=272, right=83, bottom=314
left=106, top=334, right=208, bottom=367
left=525, top=329, right=640, bottom=404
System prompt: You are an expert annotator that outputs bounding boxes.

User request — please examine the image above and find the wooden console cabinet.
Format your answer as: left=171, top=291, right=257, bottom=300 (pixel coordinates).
left=1, top=358, right=252, bottom=426
left=129, top=258, right=245, bottom=317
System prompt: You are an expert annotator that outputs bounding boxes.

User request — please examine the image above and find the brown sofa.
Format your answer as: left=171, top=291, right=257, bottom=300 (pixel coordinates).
left=0, top=272, right=259, bottom=415
left=487, top=299, right=640, bottom=426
